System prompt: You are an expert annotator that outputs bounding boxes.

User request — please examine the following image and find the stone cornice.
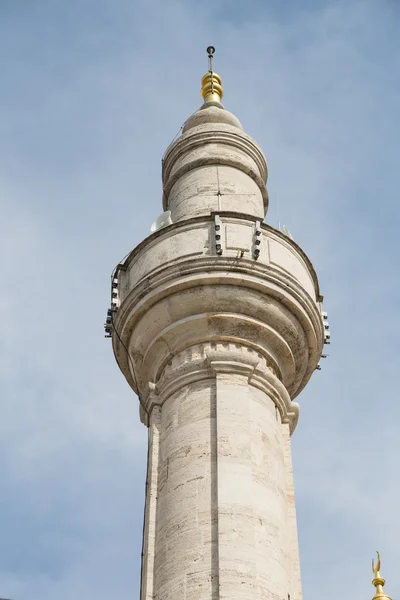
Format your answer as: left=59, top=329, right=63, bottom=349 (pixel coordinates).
left=142, top=342, right=299, bottom=433
left=115, top=257, right=322, bottom=344
left=162, top=125, right=268, bottom=181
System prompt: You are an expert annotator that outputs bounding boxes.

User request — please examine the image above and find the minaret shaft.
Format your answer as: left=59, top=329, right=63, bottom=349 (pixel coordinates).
left=140, top=352, right=300, bottom=600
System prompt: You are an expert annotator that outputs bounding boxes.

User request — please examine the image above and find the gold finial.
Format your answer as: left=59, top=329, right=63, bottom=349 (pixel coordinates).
left=372, top=552, right=381, bottom=579
left=201, top=46, right=224, bottom=104
left=371, top=552, right=392, bottom=600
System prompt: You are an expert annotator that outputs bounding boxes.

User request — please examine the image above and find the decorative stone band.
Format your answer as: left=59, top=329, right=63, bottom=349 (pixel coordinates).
left=141, top=342, right=299, bottom=433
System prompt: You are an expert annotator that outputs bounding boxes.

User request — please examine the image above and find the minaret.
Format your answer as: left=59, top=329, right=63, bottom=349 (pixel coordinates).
left=108, top=48, right=327, bottom=600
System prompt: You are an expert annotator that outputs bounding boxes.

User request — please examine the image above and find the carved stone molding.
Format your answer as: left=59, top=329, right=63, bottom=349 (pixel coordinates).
left=141, top=342, right=299, bottom=433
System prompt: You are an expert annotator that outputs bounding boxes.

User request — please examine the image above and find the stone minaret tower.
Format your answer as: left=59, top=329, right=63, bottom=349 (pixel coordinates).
left=108, top=48, right=327, bottom=600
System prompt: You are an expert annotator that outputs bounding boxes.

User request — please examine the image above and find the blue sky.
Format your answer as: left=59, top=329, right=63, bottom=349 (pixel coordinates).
left=1, top=0, right=399, bottom=598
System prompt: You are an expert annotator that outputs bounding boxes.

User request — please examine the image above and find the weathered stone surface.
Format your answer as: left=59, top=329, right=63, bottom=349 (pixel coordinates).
left=111, top=99, right=325, bottom=600
left=142, top=350, right=293, bottom=600
left=162, top=115, right=269, bottom=220
left=283, top=423, right=302, bottom=600
left=113, top=218, right=323, bottom=404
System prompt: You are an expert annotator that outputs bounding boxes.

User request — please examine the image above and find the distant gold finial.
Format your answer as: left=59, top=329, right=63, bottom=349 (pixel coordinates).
left=371, top=552, right=392, bottom=600
left=201, top=46, right=224, bottom=103
left=372, top=552, right=381, bottom=579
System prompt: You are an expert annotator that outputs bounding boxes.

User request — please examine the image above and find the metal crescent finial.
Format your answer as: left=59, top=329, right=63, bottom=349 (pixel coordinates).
left=372, top=551, right=381, bottom=577
left=371, top=551, right=392, bottom=600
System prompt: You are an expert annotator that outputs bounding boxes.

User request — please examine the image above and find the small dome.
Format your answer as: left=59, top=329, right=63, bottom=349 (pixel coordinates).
left=182, top=103, right=243, bottom=133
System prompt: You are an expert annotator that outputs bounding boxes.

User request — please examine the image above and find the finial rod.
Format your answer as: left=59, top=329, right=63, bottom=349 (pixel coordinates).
left=201, top=45, right=223, bottom=104
left=207, top=45, right=215, bottom=73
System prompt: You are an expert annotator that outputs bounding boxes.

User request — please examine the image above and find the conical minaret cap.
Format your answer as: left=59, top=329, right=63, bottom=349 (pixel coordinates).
left=372, top=552, right=392, bottom=600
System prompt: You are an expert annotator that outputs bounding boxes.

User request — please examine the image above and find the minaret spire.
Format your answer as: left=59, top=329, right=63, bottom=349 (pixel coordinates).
left=201, top=45, right=223, bottom=103
left=372, top=552, right=392, bottom=600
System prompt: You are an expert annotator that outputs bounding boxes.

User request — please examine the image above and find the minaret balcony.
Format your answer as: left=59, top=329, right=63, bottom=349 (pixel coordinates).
left=112, top=212, right=324, bottom=421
